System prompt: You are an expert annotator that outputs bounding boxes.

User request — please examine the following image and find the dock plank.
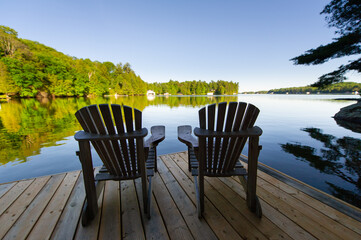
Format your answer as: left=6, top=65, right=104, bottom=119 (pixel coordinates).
left=122, top=180, right=145, bottom=240
left=0, top=182, right=16, bottom=199
left=0, top=179, right=34, bottom=216
left=51, top=172, right=85, bottom=240
left=4, top=173, right=66, bottom=240
left=256, top=163, right=361, bottom=235
left=257, top=176, right=361, bottom=240
left=0, top=151, right=360, bottom=240
left=219, top=176, right=317, bottom=240
left=162, top=154, right=244, bottom=240
left=158, top=156, right=218, bottom=240
left=98, top=180, right=121, bottom=239
left=74, top=185, right=104, bottom=240
left=152, top=169, right=194, bottom=240
left=255, top=178, right=342, bottom=239
left=0, top=176, right=50, bottom=239
left=174, top=152, right=292, bottom=240
left=134, top=177, right=170, bottom=240
left=27, top=171, right=80, bottom=240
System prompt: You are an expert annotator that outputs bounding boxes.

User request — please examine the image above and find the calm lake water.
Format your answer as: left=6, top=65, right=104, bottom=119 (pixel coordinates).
left=0, top=95, right=360, bottom=207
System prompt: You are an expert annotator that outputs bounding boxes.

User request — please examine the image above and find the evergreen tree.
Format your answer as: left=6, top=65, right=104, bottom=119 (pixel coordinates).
left=291, top=0, right=361, bottom=88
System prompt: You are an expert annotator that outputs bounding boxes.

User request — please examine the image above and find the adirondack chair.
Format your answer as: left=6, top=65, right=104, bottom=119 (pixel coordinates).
left=74, top=104, right=165, bottom=226
left=178, top=102, right=262, bottom=218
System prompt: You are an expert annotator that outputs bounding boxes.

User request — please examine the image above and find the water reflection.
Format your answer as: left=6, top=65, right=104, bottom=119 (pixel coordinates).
left=281, top=127, right=361, bottom=207
left=334, top=118, right=361, bottom=134
left=2, top=95, right=361, bottom=208
left=0, top=95, right=237, bottom=166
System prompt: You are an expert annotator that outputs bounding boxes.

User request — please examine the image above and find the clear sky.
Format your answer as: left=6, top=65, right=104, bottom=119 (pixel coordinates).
left=1, top=0, right=360, bottom=91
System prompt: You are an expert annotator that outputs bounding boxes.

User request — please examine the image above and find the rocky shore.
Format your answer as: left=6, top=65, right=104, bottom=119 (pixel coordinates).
left=334, top=100, right=361, bottom=133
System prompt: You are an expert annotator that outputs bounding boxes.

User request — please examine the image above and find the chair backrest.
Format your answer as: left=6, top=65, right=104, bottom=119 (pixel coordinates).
left=75, top=104, right=144, bottom=178
left=198, top=102, right=260, bottom=174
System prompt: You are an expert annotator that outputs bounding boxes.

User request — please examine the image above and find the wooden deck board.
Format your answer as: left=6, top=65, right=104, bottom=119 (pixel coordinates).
left=0, top=176, right=50, bottom=239
left=173, top=152, right=291, bottom=240
left=0, top=182, right=16, bottom=199
left=4, top=173, right=66, bottom=240
left=0, top=151, right=360, bottom=240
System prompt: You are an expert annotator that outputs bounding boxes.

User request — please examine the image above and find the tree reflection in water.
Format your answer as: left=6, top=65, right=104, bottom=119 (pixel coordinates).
left=0, top=96, right=237, bottom=166
left=281, top=128, right=361, bottom=207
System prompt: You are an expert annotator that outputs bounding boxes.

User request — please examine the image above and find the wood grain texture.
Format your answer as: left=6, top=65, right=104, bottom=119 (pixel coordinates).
left=3, top=174, right=65, bottom=240
left=1, top=151, right=360, bottom=240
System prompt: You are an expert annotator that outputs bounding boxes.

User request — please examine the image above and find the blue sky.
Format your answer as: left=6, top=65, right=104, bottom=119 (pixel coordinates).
left=1, top=0, right=360, bottom=91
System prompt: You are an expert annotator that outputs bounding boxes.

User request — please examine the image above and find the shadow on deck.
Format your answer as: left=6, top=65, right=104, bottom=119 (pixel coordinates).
left=0, top=151, right=360, bottom=239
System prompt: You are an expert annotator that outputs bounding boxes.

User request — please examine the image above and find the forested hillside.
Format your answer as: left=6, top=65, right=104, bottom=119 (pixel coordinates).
left=0, top=26, right=147, bottom=97
left=0, top=26, right=240, bottom=98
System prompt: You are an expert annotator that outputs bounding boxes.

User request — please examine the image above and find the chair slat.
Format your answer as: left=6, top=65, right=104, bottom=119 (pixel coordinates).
left=111, top=104, right=132, bottom=175
left=199, top=107, right=206, bottom=129
left=218, top=102, right=238, bottom=173
left=134, top=108, right=142, bottom=130
left=228, top=104, right=260, bottom=171
left=123, top=106, right=137, bottom=175
left=99, top=104, right=127, bottom=176
left=77, top=107, right=115, bottom=175
left=87, top=105, right=122, bottom=176
left=207, top=104, right=215, bottom=172
left=213, top=102, right=227, bottom=171
left=224, top=102, right=247, bottom=170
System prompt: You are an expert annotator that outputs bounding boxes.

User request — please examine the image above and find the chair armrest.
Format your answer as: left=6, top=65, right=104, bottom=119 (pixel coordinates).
left=194, top=126, right=262, bottom=137
left=177, top=125, right=198, bottom=148
left=144, top=125, right=165, bottom=148
left=74, top=128, right=148, bottom=141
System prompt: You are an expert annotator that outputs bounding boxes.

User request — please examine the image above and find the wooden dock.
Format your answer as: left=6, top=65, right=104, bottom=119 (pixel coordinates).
left=0, top=151, right=360, bottom=239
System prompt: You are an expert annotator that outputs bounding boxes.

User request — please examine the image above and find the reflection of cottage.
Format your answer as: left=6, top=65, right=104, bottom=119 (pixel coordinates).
left=147, top=90, right=155, bottom=101
left=147, top=90, right=155, bottom=96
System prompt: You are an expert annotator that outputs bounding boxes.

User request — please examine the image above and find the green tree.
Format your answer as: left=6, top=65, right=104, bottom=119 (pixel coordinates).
left=0, top=60, right=19, bottom=94
left=0, top=25, right=22, bottom=57
left=291, top=0, right=361, bottom=88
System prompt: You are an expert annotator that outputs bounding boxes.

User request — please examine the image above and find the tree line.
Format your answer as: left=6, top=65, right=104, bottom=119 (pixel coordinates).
left=267, top=82, right=361, bottom=94
left=148, top=80, right=239, bottom=95
left=241, top=82, right=361, bottom=94
left=0, top=26, right=239, bottom=98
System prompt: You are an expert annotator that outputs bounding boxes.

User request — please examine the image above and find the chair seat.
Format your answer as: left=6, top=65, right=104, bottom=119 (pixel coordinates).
left=189, top=148, right=247, bottom=176
left=95, top=147, right=157, bottom=181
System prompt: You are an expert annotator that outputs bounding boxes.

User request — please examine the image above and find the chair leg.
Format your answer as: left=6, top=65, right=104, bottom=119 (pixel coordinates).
left=199, top=175, right=205, bottom=216
left=141, top=175, right=148, bottom=214
left=246, top=137, right=262, bottom=218
left=146, top=176, right=152, bottom=219
left=154, top=147, right=158, bottom=172
left=255, top=195, right=262, bottom=218
left=194, top=176, right=202, bottom=218
left=188, top=147, right=192, bottom=172
left=78, top=141, right=99, bottom=226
